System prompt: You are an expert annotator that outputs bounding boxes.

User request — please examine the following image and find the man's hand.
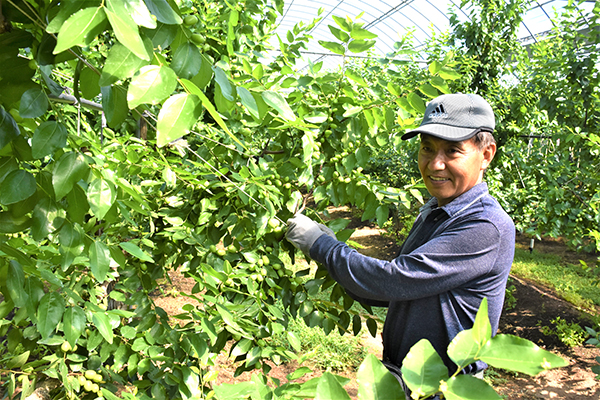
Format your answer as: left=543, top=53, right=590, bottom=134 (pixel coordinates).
left=285, top=214, right=336, bottom=256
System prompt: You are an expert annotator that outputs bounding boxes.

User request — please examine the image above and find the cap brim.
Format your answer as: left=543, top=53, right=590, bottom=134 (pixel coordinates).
left=401, top=124, right=488, bottom=141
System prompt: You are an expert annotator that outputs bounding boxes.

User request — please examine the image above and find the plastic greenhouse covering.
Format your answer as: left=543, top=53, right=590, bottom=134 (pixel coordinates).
left=270, top=0, right=598, bottom=71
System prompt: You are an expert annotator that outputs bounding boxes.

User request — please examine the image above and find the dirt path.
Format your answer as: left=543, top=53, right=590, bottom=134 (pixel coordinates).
left=152, top=206, right=599, bottom=399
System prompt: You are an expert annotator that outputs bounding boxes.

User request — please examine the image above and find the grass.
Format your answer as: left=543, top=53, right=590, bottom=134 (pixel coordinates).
left=511, top=247, right=600, bottom=312
left=270, top=316, right=368, bottom=372
left=276, top=252, right=385, bottom=373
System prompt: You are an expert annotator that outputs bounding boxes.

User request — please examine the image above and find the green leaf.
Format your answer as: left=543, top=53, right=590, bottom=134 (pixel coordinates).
left=356, top=147, right=370, bottom=166
left=213, top=382, right=256, bottom=399
left=180, top=79, right=247, bottom=150
left=19, top=87, right=48, bottom=119
left=182, top=366, right=203, bottom=398
left=438, top=66, right=461, bottom=81
left=63, top=306, right=86, bottom=348
left=52, top=152, right=89, bottom=200
left=6, top=350, right=30, bottom=370
left=89, top=241, right=111, bottom=283
left=190, top=54, right=214, bottom=90
left=316, top=372, right=351, bottom=400
left=345, top=69, right=367, bottom=86
left=350, top=26, right=377, bottom=40
left=58, top=222, right=84, bottom=252
left=447, top=299, right=492, bottom=368
left=143, top=0, right=182, bottom=25
left=419, top=83, right=439, bottom=99
left=66, top=184, right=90, bottom=225
left=105, top=1, right=149, bottom=60
left=408, top=92, right=426, bottom=114
left=92, top=312, right=114, bottom=344
left=32, top=121, right=68, bottom=159
left=143, top=22, right=177, bottom=49
left=212, top=66, right=235, bottom=101
left=7, top=261, right=27, bottom=308
left=443, top=375, right=501, bottom=400
left=37, top=292, right=66, bottom=339
left=0, top=106, right=20, bottom=150
left=303, top=111, right=328, bottom=124
left=216, top=303, right=244, bottom=334
left=357, top=354, right=404, bottom=400
left=387, top=82, right=402, bottom=97
left=396, top=97, right=413, bottom=113
left=171, top=42, right=202, bottom=79
left=101, top=85, right=128, bottom=128
left=38, top=65, right=63, bottom=96
left=46, top=0, right=92, bottom=33
left=253, top=64, right=264, bottom=81
left=124, top=0, right=156, bottom=28
left=479, top=334, right=569, bottom=375
left=0, top=213, right=31, bottom=233
left=226, top=9, right=239, bottom=56
left=119, top=241, right=154, bottom=263
left=288, top=331, right=301, bottom=352
left=366, top=317, right=377, bottom=337
left=332, top=15, right=351, bottom=32
left=318, top=40, right=345, bottom=55
left=31, top=197, right=65, bottom=241
left=54, top=7, right=108, bottom=54
left=375, top=205, right=389, bottom=228
left=429, top=60, right=443, bottom=75
left=430, top=76, right=451, bottom=94
left=156, top=93, right=202, bottom=147
left=401, top=339, right=449, bottom=398
left=348, top=39, right=376, bottom=53
left=343, top=106, right=363, bottom=118
left=471, top=298, right=492, bottom=345
left=0, top=170, right=36, bottom=205
left=87, top=178, right=116, bottom=220
left=236, top=87, right=259, bottom=120
left=362, top=194, right=378, bottom=222
left=0, top=243, right=33, bottom=268
left=214, top=83, right=234, bottom=114
left=251, top=92, right=269, bottom=121
left=127, top=65, right=178, bottom=109
left=261, top=91, right=297, bottom=121
left=328, top=25, right=350, bottom=42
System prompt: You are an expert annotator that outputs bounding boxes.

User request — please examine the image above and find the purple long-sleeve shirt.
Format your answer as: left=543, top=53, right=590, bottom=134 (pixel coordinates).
left=310, top=182, right=515, bottom=374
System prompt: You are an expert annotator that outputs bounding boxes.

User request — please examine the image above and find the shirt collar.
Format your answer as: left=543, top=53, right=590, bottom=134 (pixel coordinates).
left=418, top=182, right=489, bottom=220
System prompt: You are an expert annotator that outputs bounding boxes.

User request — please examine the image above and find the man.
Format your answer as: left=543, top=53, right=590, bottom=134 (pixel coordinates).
left=285, top=93, right=515, bottom=398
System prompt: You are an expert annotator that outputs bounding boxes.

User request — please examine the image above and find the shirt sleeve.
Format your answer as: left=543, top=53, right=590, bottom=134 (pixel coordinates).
left=309, top=218, right=502, bottom=302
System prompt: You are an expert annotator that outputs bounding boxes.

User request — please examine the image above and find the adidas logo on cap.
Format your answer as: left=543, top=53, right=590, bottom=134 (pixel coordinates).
left=429, top=104, right=448, bottom=119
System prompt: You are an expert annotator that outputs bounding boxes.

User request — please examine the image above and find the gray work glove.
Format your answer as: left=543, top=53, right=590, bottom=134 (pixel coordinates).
left=286, top=214, right=336, bottom=257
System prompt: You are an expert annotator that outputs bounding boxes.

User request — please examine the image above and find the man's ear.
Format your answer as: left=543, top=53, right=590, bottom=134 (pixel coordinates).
left=481, top=143, right=497, bottom=170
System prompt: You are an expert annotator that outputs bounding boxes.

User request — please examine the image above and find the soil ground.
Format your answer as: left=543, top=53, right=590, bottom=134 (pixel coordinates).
left=152, top=206, right=600, bottom=399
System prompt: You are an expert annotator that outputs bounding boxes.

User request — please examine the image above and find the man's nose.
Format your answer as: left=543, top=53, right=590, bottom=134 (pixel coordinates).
left=428, top=151, right=446, bottom=170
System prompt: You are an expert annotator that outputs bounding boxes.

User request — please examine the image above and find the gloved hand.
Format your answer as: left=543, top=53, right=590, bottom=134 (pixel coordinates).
left=285, top=214, right=336, bottom=256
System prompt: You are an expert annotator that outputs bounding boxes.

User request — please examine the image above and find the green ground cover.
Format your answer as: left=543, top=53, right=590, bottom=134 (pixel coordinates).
left=511, top=248, right=600, bottom=312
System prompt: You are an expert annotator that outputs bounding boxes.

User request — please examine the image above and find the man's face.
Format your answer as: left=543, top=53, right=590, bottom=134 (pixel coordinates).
left=418, top=134, right=495, bottom=207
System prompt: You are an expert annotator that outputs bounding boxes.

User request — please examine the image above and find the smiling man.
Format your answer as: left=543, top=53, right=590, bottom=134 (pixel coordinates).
left=285, top=93, right=515, bottom=399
